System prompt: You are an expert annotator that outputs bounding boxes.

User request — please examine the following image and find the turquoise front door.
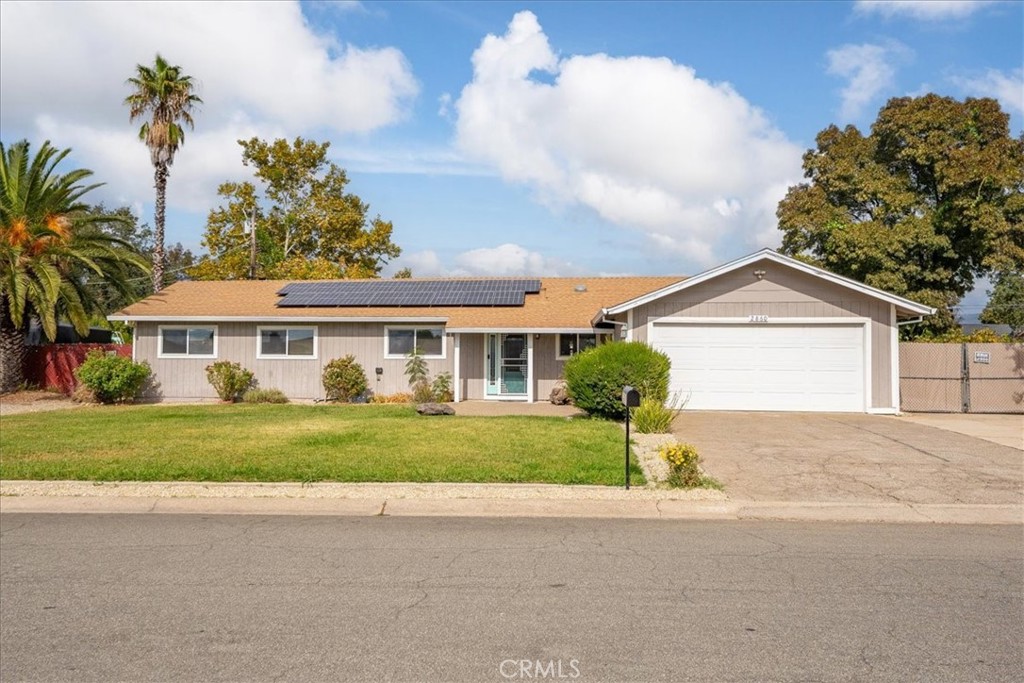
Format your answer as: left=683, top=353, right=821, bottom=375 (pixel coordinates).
left=486, top=333, right=528, bottom=397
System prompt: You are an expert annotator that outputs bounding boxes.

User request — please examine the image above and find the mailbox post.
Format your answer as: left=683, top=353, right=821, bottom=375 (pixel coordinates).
left=621, top=386, right=640, bottom=489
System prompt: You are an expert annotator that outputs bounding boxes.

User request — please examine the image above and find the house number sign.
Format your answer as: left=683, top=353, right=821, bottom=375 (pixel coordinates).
left=748, top=314, right=769, bottom=323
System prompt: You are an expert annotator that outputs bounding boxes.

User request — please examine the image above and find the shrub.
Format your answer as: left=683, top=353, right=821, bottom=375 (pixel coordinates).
left=411, top=380, right=435, bottom=404
left=75, top=352, right=151, bottom=404
left=630, top=392, right=689, bottom=433
left=369, top=392, right=414, bottom=404
left=659, top=442, right=703, bottom=488
left=563, top=341, right=670, bottom=419
left=242, top=388, right=289, bottom=404
left=631, top=397, right=673, bottom=433
left=205, top=361, right=255, bottom=402
left=322, top=355, right=368, bottom=402
left=431, top=372, right=454, bottom=402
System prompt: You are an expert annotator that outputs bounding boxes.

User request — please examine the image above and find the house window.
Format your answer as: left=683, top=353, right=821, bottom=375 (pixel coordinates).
left=557, top=333, right=599, bottom=360
left=386, top=327, right=445, bottom=358
left=159, top=326, right=216, bottom=358
left=257, top=327, right=317, bottom=359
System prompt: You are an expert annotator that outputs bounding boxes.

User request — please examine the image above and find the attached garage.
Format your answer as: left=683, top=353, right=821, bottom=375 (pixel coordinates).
left=650, top=320, right=866, bottom=412
left=597, top=249, right=935, bottom=414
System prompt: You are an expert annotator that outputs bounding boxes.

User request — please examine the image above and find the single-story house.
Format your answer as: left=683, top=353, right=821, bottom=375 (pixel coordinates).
left=110, top=249, right=934, bottom=413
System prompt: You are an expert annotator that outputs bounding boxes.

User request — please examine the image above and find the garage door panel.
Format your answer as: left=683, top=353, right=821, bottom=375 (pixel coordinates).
left=653, top=323, right=865, bottom=412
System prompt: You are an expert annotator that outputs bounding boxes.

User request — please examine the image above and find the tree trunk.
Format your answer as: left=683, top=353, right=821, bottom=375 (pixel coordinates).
left=0, top=298, right=26, bottom=394
left=152, top=163, right=168, bottom=292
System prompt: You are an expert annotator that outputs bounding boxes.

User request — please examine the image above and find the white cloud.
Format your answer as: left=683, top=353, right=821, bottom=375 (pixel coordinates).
left=826, top=42, right=910, bottom=121
left=0, top=1, right=418, bottom=214
left=950, top=67, right=1024, bottom=115
left=452, top=11, right=802, bottom=265
left=397, top=244, right=577, bottom=277
left=455, top=243, right=574, bottom=276
left=854, top=1, right=996, bottom=21
left=399, top=250, right=447, bottom=276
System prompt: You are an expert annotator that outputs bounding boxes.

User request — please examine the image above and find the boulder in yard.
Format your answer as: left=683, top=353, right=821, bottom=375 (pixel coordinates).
left=416, top=402, right=455, bottom=416
left=549, top=381, right=570, bottom=405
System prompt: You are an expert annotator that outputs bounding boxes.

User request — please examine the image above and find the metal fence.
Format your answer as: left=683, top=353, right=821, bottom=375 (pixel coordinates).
left=899, top=342, right=1024, bottom=413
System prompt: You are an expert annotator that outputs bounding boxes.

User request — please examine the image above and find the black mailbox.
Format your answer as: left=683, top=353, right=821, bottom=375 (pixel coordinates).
left=622, top=385, right=640, bottom=408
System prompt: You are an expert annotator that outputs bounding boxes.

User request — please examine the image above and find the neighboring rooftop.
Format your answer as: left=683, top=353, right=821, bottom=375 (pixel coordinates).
left=111, top=276, right=684, bottom=330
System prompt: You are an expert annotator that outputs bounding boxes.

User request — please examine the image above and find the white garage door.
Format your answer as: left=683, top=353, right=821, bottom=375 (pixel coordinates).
left=651, top=323, right=866, bottom=412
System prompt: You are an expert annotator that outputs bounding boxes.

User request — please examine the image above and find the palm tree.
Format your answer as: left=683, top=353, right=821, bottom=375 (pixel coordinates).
left=0, top=140, right=149, bottom=394
left=124, top=54, right=201, bottom=292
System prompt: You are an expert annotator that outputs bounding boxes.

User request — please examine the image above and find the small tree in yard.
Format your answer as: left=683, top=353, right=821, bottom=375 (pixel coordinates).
left=404, top=348, right=434, bottom=403
left=322, top=355, right=368, bottom=402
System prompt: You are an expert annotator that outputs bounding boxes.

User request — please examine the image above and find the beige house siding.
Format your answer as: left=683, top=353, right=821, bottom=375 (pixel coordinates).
left=136, top=321, right=454, bottom=400
left=135, top=324, right=572, bottom=402
left=626, top=264, right=895, bottom=410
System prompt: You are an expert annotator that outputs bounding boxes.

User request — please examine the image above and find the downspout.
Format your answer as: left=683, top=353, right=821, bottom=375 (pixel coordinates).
left=897, top=316, right=923, bottom=327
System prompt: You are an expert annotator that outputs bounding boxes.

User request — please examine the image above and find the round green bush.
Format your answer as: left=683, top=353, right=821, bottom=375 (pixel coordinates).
left=322, top=355, right=368, bottom=402
left=75, top=351, right=151, bottom=404
left=205, top=361, right=255, bottom=402
left=563, top=341, right=670, bottom=419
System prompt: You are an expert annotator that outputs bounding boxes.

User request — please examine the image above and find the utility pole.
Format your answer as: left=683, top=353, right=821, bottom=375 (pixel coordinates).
left=245, top=209, right=257, bottom=280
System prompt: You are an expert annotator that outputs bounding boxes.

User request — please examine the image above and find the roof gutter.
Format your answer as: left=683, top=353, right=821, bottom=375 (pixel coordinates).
left=592, top=308, right=627, bottom=338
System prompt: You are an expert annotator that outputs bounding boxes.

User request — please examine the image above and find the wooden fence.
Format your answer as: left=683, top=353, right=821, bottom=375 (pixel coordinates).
left=24, top=344, right=132, bottom=395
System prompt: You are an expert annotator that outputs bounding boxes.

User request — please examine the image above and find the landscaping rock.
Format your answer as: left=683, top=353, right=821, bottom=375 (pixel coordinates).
left=416, top=402, right=455, bottom=416
left=549, top=381, right=571, bottom=405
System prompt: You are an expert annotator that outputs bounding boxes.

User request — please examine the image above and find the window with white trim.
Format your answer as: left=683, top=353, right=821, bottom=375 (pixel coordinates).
left=159, top=326, right=217, bottom=358
left=386, top=327, right=445, bottom=358
left=257, top=326, right=317, bottom=359
left=557, top=333, right=600, bottom=360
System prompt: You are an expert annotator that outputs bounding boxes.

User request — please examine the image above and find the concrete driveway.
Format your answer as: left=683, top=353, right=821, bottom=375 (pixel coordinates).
left=672, top=412, right=1023, bottom=505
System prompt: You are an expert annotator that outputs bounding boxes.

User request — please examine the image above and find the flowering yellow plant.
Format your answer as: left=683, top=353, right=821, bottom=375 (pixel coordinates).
left=658, top=442, right=702, bottom=488
left=659, top=443, right=699, bottom=467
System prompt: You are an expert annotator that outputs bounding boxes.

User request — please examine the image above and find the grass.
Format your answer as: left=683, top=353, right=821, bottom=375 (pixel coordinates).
left=0, top=404, right=644, bottom=486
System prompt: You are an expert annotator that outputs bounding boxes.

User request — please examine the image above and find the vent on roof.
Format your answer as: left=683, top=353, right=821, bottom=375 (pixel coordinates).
left=574, top=284, right=587, bottom=292
left=275, top=279, right=542, bottom=308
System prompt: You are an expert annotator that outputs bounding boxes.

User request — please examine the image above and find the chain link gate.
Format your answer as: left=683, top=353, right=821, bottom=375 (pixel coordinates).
left=899, top=342, right=1024, bottom=414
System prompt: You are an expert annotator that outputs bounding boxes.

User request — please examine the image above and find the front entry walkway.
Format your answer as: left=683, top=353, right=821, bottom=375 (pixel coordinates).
left=451, top=400, right=581, bottom=418
left=673, top=412, right=1023, bottom=506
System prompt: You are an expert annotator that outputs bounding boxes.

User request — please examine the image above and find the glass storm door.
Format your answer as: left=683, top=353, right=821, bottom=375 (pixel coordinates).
left=486, top=334, right=528, bottom=397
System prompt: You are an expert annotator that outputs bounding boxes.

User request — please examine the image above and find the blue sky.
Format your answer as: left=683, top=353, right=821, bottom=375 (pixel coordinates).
left=1, top=0, right=1021, bottom=318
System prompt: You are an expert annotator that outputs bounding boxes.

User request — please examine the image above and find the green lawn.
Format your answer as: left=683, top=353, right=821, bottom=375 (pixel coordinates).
left=0, top=404, right=642, bottom=486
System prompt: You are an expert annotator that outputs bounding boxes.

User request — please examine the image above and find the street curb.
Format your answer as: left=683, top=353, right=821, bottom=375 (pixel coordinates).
left=1, top=488, right=1020, bottom=525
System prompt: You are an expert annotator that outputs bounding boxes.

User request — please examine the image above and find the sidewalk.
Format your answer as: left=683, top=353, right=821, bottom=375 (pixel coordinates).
left=2, top=480, right=1020, bottom=525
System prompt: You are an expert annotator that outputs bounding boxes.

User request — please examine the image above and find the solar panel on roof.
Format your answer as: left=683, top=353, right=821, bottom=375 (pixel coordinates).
left=275, top=279, right=542, bottom=308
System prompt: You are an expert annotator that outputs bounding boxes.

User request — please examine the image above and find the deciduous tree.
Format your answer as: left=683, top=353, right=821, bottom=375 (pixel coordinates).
left=980, top=270, right=1024, bottom=338
left=190, top=137, right=400, bottom=280
left=777, top=94, right=1024, bottom=335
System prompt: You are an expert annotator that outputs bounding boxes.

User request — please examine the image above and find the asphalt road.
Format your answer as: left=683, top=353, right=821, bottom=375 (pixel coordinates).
left=1, top=514, right=1021, bottom=682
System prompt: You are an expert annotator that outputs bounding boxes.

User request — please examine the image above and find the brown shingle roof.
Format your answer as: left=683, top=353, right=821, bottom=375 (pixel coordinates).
left=111, top=277, right=683, bottom=329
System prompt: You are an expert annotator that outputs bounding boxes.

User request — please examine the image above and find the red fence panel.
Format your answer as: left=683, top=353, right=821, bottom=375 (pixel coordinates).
left=23, top=344, right=132, bottom=394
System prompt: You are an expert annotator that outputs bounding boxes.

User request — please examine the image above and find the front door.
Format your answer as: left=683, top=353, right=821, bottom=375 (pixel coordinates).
left=486, top=333, right=528, bottom=398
